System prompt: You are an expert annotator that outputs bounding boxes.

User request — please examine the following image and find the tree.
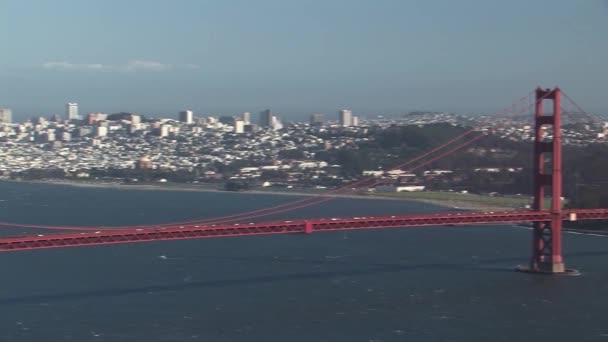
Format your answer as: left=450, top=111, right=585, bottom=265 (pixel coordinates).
left=224, top=180, right=250, bottom=191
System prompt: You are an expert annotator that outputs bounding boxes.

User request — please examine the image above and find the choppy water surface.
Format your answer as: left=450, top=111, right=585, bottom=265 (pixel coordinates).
left=0, top=182, right=606, bottom=341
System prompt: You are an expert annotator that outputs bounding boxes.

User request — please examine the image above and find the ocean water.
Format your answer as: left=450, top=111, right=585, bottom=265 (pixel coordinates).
left=0, top=182, right=606, bottom=341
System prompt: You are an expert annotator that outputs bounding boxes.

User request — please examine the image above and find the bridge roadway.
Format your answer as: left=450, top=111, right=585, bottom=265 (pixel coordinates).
left=1, top=209, right=608, bottom=252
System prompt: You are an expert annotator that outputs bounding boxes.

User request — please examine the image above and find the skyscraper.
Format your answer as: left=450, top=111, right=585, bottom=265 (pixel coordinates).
left=179, top=110, right=194, bottom=124
left=310, top=113, right=323, bottom=126
left=259, top=109, right=273, bottom=128
left=339, top=109, right=352, bottom=127
left=0, top=108, right=12, bottom=124
left=271, top=116, right=283, bottom=130
left=242, top=112, right=250, bottom=125
left=66, top=103, right=79, bottom=120
left=234, top=120, right=245, bottom=133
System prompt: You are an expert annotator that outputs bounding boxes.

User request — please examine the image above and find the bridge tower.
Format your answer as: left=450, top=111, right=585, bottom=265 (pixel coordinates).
left=527, top=87, right=568, bottom=273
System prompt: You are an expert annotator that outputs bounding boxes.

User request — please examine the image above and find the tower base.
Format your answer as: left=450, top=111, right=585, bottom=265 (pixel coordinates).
left=515, top=264, right=580, bottom=276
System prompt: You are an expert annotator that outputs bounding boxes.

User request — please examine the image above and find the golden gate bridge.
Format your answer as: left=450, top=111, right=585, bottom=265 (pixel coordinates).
left=1, top=87, right=607, bottom=275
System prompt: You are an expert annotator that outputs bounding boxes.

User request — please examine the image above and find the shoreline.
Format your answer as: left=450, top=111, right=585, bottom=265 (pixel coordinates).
left=2, top=179, right=605, bottom=232
left=2, top=179, right=519, bottom=212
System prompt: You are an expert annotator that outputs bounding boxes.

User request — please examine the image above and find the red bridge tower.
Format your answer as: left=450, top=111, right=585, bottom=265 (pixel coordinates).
left=524, top=87, right=570, bottom=274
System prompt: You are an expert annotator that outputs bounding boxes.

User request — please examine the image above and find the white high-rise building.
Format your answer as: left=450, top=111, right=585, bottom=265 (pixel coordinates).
left=242, top=112, right=250, bottom=125
left=234, top=120, right=245, bottom=133
left=67, top=103, right=79, bottom=120
left=351, top=116, right=359, bottom=126
left=160, top=125, right=171, bottom=137
left=0, top=108, right=12, bottom=124
left=339, top=109, right=352, bottom=127
left=179, top=110, right=194, bottom=124
left=95, top=126, right=108, bottom=137
left=271, top=116, right=283, bottom=130
left=130, top=114, right=141, bottom=124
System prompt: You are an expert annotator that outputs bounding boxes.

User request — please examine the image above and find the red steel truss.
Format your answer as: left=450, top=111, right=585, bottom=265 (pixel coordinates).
left=0, top=209, right=606, bottom=252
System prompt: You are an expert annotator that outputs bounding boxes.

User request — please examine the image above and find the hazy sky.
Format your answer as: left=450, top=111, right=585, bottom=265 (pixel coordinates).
left=1, top=0, right=607, bottom=120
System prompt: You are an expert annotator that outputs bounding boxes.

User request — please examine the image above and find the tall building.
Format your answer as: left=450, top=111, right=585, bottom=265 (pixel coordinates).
left=179, top=110, right=193, bottom=124
left=130, top=114, right=141, bottom=124
left=95, top=126, right=108, bottom=137
left=242, top=112, right=250, bottom=125
left=351, top=116, right=359, bottom=126
left=271, top=116, right=283, bottom=130
left=159, top=125, right=170, bottom=137
left=339, top=109, right=352, bottom=127
left=129, top=123, right=141, bottom=134
left=66, top=102, right=79, bottom=120
left=234, top=120, right=245, bottom=133
left=310, top=113, right=323, bottom=126
left=0, top=108, right=12, bottom=124
left=45, top=130, right=56, bottom=142
left=259, top=109, right=273, bottom=128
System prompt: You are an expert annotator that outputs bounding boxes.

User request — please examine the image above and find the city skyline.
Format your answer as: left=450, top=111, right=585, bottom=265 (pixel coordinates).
left=2, top=101, right=370, bottom=124
left=1, top=0, right=607, bottom=119
left=0, top=99, right=508, bottom=123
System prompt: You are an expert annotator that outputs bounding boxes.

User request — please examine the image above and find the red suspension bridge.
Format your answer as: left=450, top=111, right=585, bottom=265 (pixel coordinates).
left=1, top=87, right=607, bottom=275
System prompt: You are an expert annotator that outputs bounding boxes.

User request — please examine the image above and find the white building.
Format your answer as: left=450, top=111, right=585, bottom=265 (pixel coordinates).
left=375, top=185, right=425, bottom=192
left=423, top=170, right=453, bottom=176
left=351, top=116, right=359, bottom=126
left=128, top=124, right=140, bottom=134
left=339, top=109, right=352, bottom=127
left=66, top=102, right=79, bottom=120
left=179, top=110, right=193, bottom=124
left=271, top=116, right=283, bottom=130
left=47, top=131, right=56, bottom=142
left=160, top=124, right=170, bottom=137
left=386, top=170, right=416, bottom=178
left=242, top=112, right=250, bottom=125
left=234, top=120, right=245, bottom=133
left=0, top=108, right=12, bottom=124
left=95, top=126, right=108, bottom=137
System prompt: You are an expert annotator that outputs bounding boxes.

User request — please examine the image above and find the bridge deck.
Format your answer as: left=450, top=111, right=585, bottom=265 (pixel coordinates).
left=1, top=209, right=607, bottom=252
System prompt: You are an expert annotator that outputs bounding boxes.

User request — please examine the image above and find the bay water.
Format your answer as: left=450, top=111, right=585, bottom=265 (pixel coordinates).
left=0, top=182, right=606, bottom=341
